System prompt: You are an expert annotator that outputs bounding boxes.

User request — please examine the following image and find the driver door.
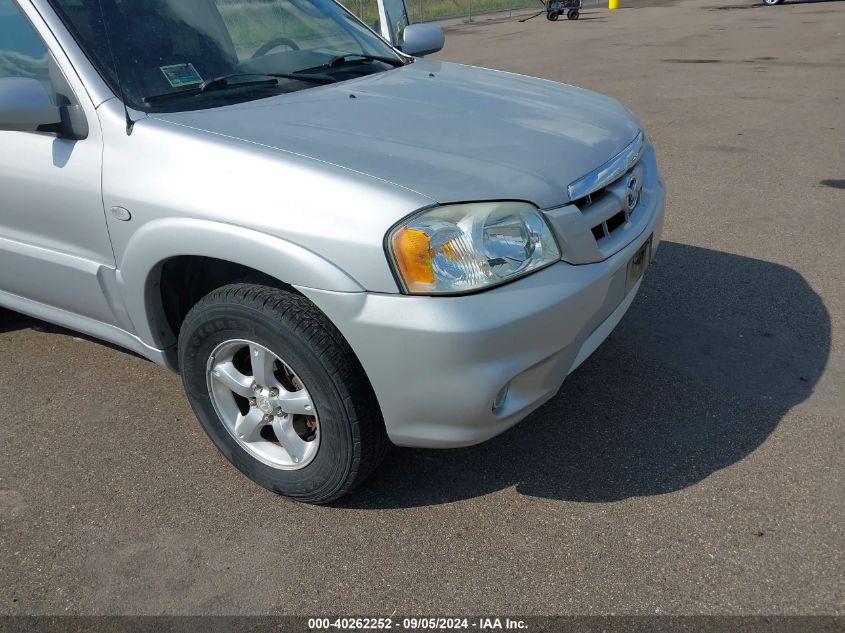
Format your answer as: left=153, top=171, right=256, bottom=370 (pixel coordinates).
left=0, top=0, right=118, bottom=325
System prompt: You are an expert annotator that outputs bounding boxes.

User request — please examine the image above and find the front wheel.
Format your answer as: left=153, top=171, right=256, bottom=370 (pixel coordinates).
left=567, top=8, right=579, bottom=19
left=547, top=10, right=559, bottom=20
left=178, top=283, right=388, bottom=504
left=763, top=0, right=784, bottom=4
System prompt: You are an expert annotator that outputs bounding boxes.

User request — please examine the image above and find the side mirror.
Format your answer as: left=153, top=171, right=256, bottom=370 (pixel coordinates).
left=0, top=77, right=86, bottom=139
left=400, top=24, right=445, bottom=57
left=0, top=77, right=61, bottom=133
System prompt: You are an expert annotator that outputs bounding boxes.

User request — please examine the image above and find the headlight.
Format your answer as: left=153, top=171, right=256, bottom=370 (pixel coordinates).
left=388, top=201, right=561, bottom=294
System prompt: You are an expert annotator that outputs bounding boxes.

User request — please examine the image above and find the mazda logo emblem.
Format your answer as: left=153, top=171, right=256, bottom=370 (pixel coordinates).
left=626, top=176, right=641, bottom=213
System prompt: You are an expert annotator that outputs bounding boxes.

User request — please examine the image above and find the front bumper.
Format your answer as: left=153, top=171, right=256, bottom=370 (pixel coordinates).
left=299, top=175, right=665, bottom=448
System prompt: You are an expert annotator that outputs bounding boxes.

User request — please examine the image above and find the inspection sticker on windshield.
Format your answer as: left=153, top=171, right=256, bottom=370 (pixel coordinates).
left=160, top=63, right=203, bottom=88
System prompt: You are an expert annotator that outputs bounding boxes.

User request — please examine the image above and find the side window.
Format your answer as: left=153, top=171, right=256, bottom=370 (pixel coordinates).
left=0, top=0, right=54, bottom=95
left=381, top=0, right=409, bottom=46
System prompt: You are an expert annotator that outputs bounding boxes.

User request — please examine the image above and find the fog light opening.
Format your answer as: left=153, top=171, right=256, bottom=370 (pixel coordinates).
left=493, top=382, right=510, bottom=412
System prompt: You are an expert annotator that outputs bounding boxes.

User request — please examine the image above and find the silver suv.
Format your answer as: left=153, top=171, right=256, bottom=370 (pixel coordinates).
left=0, top=0, right=665, bottom=503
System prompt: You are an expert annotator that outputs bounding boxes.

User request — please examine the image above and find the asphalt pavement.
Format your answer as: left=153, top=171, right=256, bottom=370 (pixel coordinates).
left=1, top=0, right=843, bottom=616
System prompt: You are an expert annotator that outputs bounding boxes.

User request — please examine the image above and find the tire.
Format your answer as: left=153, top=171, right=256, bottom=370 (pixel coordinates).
left=547, top=10, right=559, bottom=20
left=567, top=8, right=579, bottom=19
left=763, top=0, right=783, bottom=4
left=178, top=283, right=388, bottom=504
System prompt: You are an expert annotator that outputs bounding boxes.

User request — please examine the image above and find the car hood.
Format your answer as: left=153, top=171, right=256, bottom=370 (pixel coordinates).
left=152, top=59, right=641, bottom=209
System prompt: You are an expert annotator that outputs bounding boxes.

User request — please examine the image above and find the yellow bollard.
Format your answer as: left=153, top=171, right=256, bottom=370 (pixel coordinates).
left=609, top=0, right=619, bottom=8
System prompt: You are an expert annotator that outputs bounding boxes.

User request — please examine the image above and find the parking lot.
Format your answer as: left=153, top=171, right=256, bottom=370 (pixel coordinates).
left=1, top=0, right=843, bottom=616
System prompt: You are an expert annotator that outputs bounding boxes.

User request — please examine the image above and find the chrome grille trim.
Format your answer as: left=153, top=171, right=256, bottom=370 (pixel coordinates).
left=567, top=131, right=645, bottom=202
left=580, top=189, right=625, bottom=229
left=577, top=159, right=646, bottom=256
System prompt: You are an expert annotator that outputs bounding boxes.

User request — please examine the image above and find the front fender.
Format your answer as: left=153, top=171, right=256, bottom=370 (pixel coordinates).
left=117, top=217, right=364, bottom=349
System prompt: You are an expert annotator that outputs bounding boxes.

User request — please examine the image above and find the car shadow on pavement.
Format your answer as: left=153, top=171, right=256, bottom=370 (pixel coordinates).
left=342, top=241, right=831, bottom=509
left=0, top=307, right=146, bottom=359
left=0, top=305, right=32, bottom=334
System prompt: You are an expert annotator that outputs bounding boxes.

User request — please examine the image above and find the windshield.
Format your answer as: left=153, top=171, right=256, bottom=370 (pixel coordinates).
left=49, top=0, right=402, bottom=112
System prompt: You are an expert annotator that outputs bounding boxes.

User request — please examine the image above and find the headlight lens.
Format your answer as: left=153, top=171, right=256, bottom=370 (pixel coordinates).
left=388, top=201, right=561, bottom=294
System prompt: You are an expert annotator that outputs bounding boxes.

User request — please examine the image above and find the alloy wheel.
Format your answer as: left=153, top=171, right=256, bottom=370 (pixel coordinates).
left=206, top=339, right=320, bottom=470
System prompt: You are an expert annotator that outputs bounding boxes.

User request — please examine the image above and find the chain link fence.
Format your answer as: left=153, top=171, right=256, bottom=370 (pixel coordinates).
left=341, top=0, right=605, bottom=25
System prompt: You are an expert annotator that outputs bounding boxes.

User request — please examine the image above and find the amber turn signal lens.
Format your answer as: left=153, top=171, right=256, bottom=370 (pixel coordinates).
left=392, top=227, right=435, bottom=286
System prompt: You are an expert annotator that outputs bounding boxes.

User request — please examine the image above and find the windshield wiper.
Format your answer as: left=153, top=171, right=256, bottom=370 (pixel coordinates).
left=320, top=53, right=406, bottom=70
left=144, top=72, right=335, bottom=104
left=201, top=72, right=336, bottom=91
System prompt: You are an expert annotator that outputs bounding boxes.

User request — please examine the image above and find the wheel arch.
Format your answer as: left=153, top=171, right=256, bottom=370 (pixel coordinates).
left=116, top=218, right=365, bottom=363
